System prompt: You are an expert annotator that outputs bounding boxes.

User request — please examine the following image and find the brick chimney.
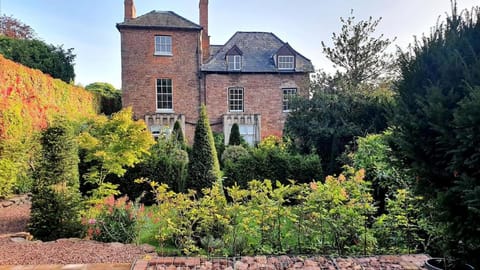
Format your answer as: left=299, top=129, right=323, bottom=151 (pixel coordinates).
left=124, top=0, right=136, bottom=21
left=199, top=0, right=210, bottom=62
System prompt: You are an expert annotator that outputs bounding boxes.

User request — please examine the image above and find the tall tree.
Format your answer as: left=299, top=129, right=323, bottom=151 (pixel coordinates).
left=0, top=15, right=35, bottom=39
left=187, top=105, right=220, bottom=192
left=85, top=82, right=122, bottom=116
left=286, top=11, right=395, bottom=175
left=321, top=10, right=396, bottom=87
left=0, top=36, right=75, bottom=83
left=392, top=4, right=480, bottom=265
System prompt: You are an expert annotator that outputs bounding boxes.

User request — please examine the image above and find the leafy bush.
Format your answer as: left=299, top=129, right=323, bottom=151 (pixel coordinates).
left=28, top=121, right=83, bottom=241
left=221, top=145, right=249, bottom=164
left=85, top=82, right=122, bottom=116
left=143, top=168, right=378, bottom=256
left=84, top=195, right=143, bottom=244
left=223, top=137, right=322, bottom=187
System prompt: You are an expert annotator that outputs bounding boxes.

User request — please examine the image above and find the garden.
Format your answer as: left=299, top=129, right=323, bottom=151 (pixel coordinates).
left=1, top=3, right=480, bottom=270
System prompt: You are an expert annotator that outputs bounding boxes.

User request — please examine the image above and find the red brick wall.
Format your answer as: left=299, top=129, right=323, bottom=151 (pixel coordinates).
left=119, top=28, right=201, bottom=142
left=204, top=73, right=310, bottom=140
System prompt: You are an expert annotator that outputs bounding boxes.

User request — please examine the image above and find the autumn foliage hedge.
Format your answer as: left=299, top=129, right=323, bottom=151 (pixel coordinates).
left=0, top=54, right=97, bottom=197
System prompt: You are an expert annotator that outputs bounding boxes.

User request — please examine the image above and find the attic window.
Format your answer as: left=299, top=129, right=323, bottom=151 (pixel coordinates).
left=155, top=35, right=172, bottom=56
left=227, top=55, right=242, bottom=71
left=278, top=55, right=294, bottom=70
left=226, top=45, right=243, bottom=71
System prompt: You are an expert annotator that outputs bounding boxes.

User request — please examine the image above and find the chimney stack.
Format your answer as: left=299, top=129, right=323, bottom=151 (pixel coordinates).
left=124, top=0, right=136, bottom=21
left=199, top=0, right=210, bottom=62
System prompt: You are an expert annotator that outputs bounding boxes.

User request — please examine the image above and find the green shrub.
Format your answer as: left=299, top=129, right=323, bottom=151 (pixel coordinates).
left=221, top=145, right=249, bottom=164
left=228, top=123, right=242, bottom=145
left=28, top=121, right=83, bottom=241
left=392, top=6, right=480, bottom=264
left=187, top=105, right=220, bottom=191
left=172, top=120, right=186, bottom=146
left=223, top=137, right=322, bottom=187
left=85, top=195, right=142, bottom=244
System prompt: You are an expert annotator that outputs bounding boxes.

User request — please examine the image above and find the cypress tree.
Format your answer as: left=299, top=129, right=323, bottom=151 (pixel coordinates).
left=172, top=120, right=185, bottom=145
left=187, top=105, right=220, bottom=192
left=29, top=120, right=83, bottom=241
left=228, top=123, right=241, bottom=145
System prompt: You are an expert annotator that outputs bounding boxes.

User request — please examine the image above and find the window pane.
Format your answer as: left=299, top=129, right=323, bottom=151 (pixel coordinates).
left=278, top=55, right=294, bottom=69
left=228, top=87, right=244, bottom=111
left=282, top=88, right=297, bottom=111
left=156, top=78, right=173, bottom=110
left=155, top=36, right=172, bottom=55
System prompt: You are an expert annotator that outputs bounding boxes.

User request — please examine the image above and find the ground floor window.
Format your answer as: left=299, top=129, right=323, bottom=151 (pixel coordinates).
left=239, top=124, right=256, bottom=146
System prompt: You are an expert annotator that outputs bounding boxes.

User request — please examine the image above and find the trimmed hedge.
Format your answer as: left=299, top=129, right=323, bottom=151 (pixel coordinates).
left=0, top=54, right=96, bottom=197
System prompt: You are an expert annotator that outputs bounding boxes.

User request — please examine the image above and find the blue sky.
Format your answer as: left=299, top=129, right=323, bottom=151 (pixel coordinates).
left=1, top=0, right=479, bottom=89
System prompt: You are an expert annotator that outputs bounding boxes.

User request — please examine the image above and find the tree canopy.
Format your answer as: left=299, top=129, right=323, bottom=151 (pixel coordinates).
left=321, top=10, right=396, bottom=87
left=392, top=4, right=480, bottom=265
left=85, top=82, right=122, bottom=116
left=0, top=15, right=36, bottom=39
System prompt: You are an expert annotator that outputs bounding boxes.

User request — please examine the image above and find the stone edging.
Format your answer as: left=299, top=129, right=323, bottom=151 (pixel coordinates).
left=0, top=194, right=32, bottom=208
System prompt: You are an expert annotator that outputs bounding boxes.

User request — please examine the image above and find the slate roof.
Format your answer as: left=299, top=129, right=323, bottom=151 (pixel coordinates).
left=202, top=32, right=314, bottom=73
left=116, top=11, right=202, bottom=31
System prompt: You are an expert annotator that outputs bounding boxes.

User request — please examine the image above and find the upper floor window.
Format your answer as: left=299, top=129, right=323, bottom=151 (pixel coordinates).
left=228, top=87, right=244, bottom=112
left=282, top=88, right=297, bottom=112
left=227, top=55, right=242, bottom=71
left=155, top=35, right=172, bottom=56
left=278, top=55, right=295, bottom=70
left=156, top=78, right=173, bottom=111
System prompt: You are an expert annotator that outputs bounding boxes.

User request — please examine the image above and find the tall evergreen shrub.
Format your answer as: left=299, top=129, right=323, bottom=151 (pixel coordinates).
left=392, top=5, right=480, bottom=264
left=172, top=120, right=186, bottom=145
left=187, top=105, right=220, bottom=191
left=28, top=121, right=83, bottom=241
left=228, top=123, right=241, bottom=145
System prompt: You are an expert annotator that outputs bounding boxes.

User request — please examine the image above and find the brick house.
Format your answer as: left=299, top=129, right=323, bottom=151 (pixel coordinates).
left=116, top=0, right=314, bottom=145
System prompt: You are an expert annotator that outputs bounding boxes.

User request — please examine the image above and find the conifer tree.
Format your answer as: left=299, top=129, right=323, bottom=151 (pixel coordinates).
left=172, top=120, right=186, bottom=145
left=29, top=120, right=83, bottom=241
left=392, top=4, right=480, bottom=264
left=187, top=105, right=220, bottom=192
left=228, top=123, right=241, bottom=146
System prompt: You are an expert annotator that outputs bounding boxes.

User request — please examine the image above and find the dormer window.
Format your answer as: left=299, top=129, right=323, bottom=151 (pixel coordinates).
left=278, top=55, right=294, bottom=70
left=155, top=35, right=172, bottom=56
left=226, top=45, right=243, bottom=71
left=227, top=55, right=242, bottom=70
left=275, top=43, right=296, bottom=70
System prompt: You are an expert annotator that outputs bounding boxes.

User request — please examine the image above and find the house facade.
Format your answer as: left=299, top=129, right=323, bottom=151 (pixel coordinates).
left=117, top=0, right=314, bottom=145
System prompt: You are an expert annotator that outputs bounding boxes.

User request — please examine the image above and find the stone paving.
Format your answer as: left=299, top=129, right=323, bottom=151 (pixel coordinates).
left=131, top=254, right=430, bottom=270
left=0, top=263, right=131, bottom=270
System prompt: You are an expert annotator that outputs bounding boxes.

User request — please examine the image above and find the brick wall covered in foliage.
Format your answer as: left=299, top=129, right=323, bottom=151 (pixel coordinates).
left=0, top=54, right=97, bottom=197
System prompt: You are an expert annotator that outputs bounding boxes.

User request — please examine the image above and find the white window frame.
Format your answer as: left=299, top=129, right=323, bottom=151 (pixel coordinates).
left=282, top=88, right=297, bottom=112
left=154, top=35, right=172, bottom=56
left=278, top=55, right=294, bottom=70
left=228, top=87, right=244, bottom=112
left=227, top=55, right=242, bottom=71
left=156, top=78, right=173, bottom=112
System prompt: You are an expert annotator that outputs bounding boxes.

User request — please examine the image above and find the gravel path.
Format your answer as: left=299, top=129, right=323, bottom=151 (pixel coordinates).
left=0, top=197, right=150, bottom=265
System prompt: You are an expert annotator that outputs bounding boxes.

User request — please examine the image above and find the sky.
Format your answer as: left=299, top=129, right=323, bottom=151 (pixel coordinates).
left=1, top=0, right=479, bottom=89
